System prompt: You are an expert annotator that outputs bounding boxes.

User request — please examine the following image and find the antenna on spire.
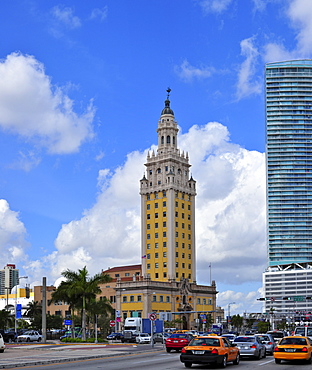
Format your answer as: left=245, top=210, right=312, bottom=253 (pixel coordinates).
left=166, top=87, right=171, bottom=99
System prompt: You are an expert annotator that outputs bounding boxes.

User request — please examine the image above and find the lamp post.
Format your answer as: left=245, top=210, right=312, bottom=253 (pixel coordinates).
left=228, top=302, right=235, bottom=331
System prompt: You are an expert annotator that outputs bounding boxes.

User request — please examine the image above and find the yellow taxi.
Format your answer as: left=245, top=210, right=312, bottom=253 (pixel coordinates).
left=180, top=335, right=240, bottom=368
left=274, top=336, right=312, bottom=364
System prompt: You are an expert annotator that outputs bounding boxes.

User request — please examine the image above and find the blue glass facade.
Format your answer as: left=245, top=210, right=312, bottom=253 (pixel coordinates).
left=266, top=60, right=312, bottom=266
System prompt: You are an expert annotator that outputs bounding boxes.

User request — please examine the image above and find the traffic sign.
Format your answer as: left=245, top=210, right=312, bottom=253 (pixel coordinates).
left=294, top=296, right=305, bottom=302
left=109, top=320, right=116, bottom=327
left=149, top=313, right=157, bottom=321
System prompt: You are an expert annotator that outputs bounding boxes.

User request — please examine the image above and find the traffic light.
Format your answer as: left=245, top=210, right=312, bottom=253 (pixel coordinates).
left=25, top=286, right=30, bottom=298
left=257, top=298, right=270, bottom=301
left=283, top=297, right=291, bottom=300
left=306, top=297, right=312, bottom=300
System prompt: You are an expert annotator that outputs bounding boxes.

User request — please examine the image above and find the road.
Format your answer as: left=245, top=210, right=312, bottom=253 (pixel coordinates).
left=6, top=350, right=309, bottom=370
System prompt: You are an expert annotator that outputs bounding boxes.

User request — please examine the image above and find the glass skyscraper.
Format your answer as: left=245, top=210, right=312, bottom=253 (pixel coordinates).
left=266, top=60, right=312, bottom=267
left=264, top=60, right=312, bottom=316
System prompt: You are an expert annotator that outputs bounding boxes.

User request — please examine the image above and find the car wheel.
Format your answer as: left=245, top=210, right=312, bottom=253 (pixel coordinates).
left=306, top=356, right=312, bottom=364
left=26, top=338, right=30, bottom=342
left=184, top=362, right=192, bottom=368
left=220, top=355, right=227, bottom=368
left=166, top=348, right=171, bottom=353
left=262, top=350, right=266, bottom=358
left=38, top=338, right=41, bottom=342
left=233, top=354, right=240, bottom=365
left=275, top=359, right=281, bottom=364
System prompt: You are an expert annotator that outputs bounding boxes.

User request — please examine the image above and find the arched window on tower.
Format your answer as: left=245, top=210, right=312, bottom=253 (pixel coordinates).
left=161, top=136, right=164, bottom=144
left=173, top=136, right=175, bottom=145
left=167, top=135, right=170, bottom=144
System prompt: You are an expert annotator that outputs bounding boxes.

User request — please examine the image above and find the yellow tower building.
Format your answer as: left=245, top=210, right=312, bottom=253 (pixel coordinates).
left=140, top=88, right=197, bottom=283
left=107, top=90, right=218, bottom=329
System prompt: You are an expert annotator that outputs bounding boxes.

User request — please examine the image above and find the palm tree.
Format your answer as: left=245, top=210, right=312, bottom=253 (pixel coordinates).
left=52, top=266, right=112, bottom=341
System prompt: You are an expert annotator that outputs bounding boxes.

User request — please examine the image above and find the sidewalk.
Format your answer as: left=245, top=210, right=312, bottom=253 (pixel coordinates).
left=0, top=342, right=160, bottom=369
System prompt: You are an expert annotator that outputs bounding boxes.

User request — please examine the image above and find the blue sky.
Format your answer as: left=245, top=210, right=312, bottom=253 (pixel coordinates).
left=0, top=0, right=311, bottom=315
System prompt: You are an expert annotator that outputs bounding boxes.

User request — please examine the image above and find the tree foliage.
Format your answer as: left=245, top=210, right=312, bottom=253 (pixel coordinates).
left=51, top=266, right=112, bottom=340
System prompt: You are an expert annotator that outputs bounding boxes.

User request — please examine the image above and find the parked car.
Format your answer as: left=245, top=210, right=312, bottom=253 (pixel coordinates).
left=107, top=332, right=124, bottom=340
left=274, top=335, right=312, bottom=364
left=255, top=333, right=275, bottom=355
left=222, top=334, right=236, bottom=343
left=165, top=333, right=193, bottom=353
left=153, top=332, right=170, bottom=343
left=135, top=333, right=151, bottom=344
left=180, top=335, right=240, bottom=368
left=233, top=335, right=266, bottom=359
left=17, top=330, right=42, bottom=342
left=0, top=333, right=5, bottom=353
left=0, top=329, right=16, bottom=343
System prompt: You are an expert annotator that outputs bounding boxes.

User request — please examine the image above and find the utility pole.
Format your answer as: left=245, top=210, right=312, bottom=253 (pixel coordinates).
left=42, top=277, right=47, bottom=343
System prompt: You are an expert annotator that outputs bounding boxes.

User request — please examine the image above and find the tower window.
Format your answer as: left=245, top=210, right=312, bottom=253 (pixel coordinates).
left=147, top=244, right=150, bottom=249
left=188, top=254, right=191, bottom=259
left=182, top=243, right=185, bottom=248
left=166, top=296, right=170, bottom=302
left=147, top=264, right=150, bottom=269
left=167, top=135, right=170, bottom=144
left=163, top=191, right=166, bottom=197
left=155, top=263, right=159, bottom=268
left=155, top=203, right=158, bottom=208
left=157, top=168, right=161, bottom=173
left=161, top=136, right=164, bottom=144
left=164, top=272, right=167, bottom=278
left=155, top=233, right=158, bottom=238
left=155, top=222, right=158, bottom=228
left=176, top=252, right=179, bottom=257
left=155, top=273, right=159, bottom=278
left=176, top=273, right=179, bottom=278
left=182, top=213, right=185, bottom=219
left=182, top=263, right=185, bottom=268
left=176, top=202, right=178, bottom=207
left=182, top=223, right=185, bottom=229
left=182, top=253, right=185, bottom=258
left=165, top=166, right=168, bottom=172
left=175, top=212, right=178, bottom=217
left=176, top=242, right=179, bottom=247
left=176, top=222, right=178, bottom=227
left=150, top=182, right=152, bottom=187
left=163, top=252, right=167, bottom=257
left=188, top=205, right=190, bottom=210
left=182, top=203, right=184, bottom=209
left=147, top=254, right=150, bottom=259
left=147, top=214, right=150, bottom=219
left=155, top=243, right=158, bottom=248
left=163, top=242, right=167, bottom=247
left=188, top=264, right=191, bottom=269
left=158, top=181, right=161, bottom=185
left=155, top=213, right=158, bottom=218
left=163, top=201, right=166, bottom=207
left=163, top=262, right=167, bottom=267
left=176, top=262, right=178, bottom=267
left=188, top=234, right=191, bottom=240
left=147, top=234, right=150, bottom=239
left=182, top=233, right=185, bottom=239
left=163, top=211, right=167, bottom=217
left=163, top=221, right=166, bottom=227
left=147, top=195, right=150, bottom=200
left=188, top=215, right=191, bottom=220
left=163, top=232, right=166, bottom=237
left=155, top=193, right=158, bottom=199
left=147, top=224, right=150, bottom=229
left=155, top=253, right=159, bottom=258
left=173, top=137, right=175, bottom=145
left=188, top=225, right=191, bottom=230
left=147, top=204, right=150, bottom=210
left=149, top=170, right=152, bottom=175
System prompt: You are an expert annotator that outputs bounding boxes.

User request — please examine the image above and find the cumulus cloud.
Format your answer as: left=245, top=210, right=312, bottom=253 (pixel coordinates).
left=236, top=37, right=262, bottom=100
left=264, top=0, right=312, bottom=62
left=199, top=0, right=233, bottom=14
left=32, top=121, right=266, bottom=298
left=0, top=199, right=28, bottom=264
left=0, top=52, right=95, bottom=154
left=175, top=60, right=215, bottom=82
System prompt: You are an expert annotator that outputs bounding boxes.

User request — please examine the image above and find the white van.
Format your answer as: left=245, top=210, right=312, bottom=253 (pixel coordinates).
left=294, top=326, right=312, bottom=340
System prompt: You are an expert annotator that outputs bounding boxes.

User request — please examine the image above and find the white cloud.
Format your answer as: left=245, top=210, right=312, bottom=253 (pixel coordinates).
left=0, top=199, right=28, bottom=264
left=175, top=60, right=215, bottom=82
left=199, top=0, right=233, bottom=14
left=51, top=5, right=81, bottom=29
left=217, top=288, right=264, bottom=315
left=236, top=37, right=262, bottom=100
left=0, top=52, right=95, bottom=154
left=90, top=7, right=108, bottom=22
left=264, top=0, right=312, bottom=62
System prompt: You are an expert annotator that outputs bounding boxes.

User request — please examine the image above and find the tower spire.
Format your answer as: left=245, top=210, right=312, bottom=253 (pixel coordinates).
left=161, top=87, right=174, bottom=115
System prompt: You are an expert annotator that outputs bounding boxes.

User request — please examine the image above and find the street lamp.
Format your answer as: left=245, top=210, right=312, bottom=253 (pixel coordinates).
left=228, top=302, right=236, bottom=331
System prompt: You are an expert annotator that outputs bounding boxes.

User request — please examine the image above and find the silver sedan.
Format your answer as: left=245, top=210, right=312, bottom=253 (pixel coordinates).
left=233, top=335, right=266, bottom=359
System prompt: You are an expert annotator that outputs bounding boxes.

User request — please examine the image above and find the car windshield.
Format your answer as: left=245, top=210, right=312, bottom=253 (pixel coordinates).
left=140, top=334, right=149, bottom=337
left=22, top=331, right=33, bottom=335
left=170, top=334, right=187, bottom=338
left=257, top=335, right=269, bottom=341
left=234, top=337, right=255, bottom=343
left=280, top=338, right=307, bottom=346
left=190, top=338, right=220, bottom=346
left=269, top=332, right=284, bottom=339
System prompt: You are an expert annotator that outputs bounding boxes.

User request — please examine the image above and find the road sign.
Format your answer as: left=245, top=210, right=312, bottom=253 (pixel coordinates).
left=109, top=320, right=116, bottom=327
left=294, top=296, right=305, bottom=302
left=149, top=313, right=157, bottom=321
left=16, top=304, right=22, bottom=319
left=64, top=319, right=72, bottom=325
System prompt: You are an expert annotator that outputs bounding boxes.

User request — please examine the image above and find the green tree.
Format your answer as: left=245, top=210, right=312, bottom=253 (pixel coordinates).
left=231, top=314, right=243, bottom=333
left=257, top=321, right=270, bottom=333
left=51, top=266, right=112, bottom=341
left=25, top=301, right=42, bottom=327
left=0, top=309, right=14, bottom=329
